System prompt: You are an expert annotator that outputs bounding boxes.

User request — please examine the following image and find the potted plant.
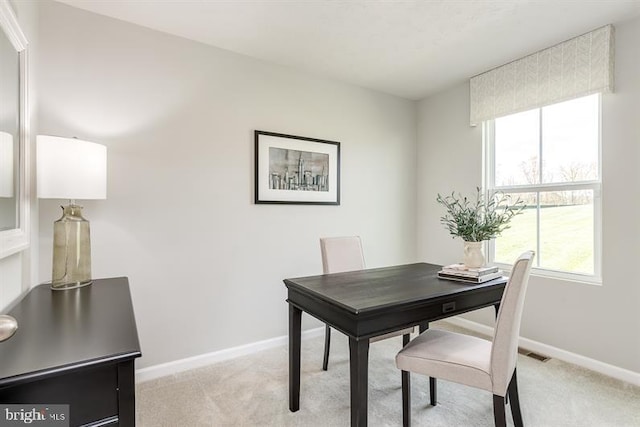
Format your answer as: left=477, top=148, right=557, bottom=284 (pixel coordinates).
left=436, top=187, right=525, bottom=268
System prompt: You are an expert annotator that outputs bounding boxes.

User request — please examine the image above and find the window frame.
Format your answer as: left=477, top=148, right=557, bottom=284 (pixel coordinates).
left=483, top=94, right=602, bottom=284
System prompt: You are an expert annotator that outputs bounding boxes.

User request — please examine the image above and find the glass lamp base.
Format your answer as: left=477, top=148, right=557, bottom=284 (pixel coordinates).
left=50, top=279, right=93, bottom=291
left=51, top=204, right=93, bottom=291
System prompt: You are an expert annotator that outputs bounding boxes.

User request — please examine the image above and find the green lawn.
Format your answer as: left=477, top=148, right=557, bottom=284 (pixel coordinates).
left=495, top=204, right=594, bottom=274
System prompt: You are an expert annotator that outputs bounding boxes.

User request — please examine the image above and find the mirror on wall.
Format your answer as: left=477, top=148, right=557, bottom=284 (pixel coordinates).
left=0, top=25, right=19, bottom=231
left=0, top=0, right=29, bottom=259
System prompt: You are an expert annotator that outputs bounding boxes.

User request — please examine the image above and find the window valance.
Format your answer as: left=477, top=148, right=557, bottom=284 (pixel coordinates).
left=469, top=25, right=614, bottom=126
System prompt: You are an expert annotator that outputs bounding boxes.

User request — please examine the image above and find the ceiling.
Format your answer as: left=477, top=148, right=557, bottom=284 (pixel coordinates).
left=55, top=0, right=640, bottom=100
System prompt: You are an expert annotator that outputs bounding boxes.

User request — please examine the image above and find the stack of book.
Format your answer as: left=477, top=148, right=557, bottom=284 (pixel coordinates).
left=437, top=264, right=503, bottom=283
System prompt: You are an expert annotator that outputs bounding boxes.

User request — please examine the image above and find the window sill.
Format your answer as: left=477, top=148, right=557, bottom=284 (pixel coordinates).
left=494, top=262, right=602, bottom=286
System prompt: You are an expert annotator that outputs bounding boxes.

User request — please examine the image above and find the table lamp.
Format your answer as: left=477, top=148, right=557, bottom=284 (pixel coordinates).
left=37, top=135, right=107, bottom=290
left=0, top=131, right=13, bottom=198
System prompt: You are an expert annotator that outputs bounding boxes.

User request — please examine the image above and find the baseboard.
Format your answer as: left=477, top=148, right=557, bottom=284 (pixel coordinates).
left=137, top=319, right=640, bottom=387
left=443, top=317, right=640, bottom=387
left=135, top=326, right=324, bottom=383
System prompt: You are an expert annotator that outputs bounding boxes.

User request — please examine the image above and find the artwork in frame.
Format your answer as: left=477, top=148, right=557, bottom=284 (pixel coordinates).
left=255, top=130, right=340, bottom=205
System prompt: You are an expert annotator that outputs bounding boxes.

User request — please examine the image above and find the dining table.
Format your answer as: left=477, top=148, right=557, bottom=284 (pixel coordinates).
left=284, top=262, right=507, bottom=426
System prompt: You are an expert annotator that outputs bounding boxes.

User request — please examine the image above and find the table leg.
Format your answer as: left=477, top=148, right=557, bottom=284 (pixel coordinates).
left=117, top=360, right=136, bottom=427
left=349, top=337, right=370, bottom=427
left=289, top=304, right=302, bottom=412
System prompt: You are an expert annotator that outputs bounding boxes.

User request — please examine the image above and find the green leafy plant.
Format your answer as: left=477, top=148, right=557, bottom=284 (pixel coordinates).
left=436, top=187, right=525, bottom=242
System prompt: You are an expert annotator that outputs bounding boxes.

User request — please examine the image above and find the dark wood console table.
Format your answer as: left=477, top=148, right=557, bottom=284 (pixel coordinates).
left=0, top=277, right=141, bottom=426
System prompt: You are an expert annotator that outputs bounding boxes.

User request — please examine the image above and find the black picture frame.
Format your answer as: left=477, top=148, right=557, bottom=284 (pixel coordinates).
left=255, top=130, right=340, bottom=205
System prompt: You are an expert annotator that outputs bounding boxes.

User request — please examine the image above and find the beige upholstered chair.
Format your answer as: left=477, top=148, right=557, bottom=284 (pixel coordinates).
left=396, top=251, right=535, bottom=427
left=320, top=236, right=416, bottom=371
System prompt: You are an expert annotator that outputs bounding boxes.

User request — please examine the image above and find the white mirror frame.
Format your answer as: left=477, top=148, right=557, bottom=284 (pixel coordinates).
left=0, top=0, right=29, bottom=259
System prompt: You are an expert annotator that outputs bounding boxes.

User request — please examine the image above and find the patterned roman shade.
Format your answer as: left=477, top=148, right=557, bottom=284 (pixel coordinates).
left=469, top=25, right=614, bottom=126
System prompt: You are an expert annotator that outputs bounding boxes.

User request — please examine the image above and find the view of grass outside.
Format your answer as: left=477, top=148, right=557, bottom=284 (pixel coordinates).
left=491, top=94, right=599, bottom=277
left=495, top=203, right=594, bottom=274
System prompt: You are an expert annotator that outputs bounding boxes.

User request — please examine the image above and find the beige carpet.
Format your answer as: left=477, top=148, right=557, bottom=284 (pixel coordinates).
left=136, top=321, right=640, bottom=426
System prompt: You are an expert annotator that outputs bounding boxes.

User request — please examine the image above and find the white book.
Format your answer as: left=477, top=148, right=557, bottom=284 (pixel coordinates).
left=441, top=263, right=499, bottom=277
left=437, top=271, right=503, bottom=283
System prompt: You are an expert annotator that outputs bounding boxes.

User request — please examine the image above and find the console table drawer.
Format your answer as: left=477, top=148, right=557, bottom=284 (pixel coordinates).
left=0, top=364, right=118, bottom=426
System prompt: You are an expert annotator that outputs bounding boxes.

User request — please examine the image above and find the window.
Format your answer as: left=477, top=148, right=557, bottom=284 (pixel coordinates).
left=485, top=94, right=601, bottom=282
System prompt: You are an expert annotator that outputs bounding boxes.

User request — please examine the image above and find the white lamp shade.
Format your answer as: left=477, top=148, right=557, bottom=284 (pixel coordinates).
left=0, top=131, right=14, bottom=198
left=37, top=135, right=107, bottom=200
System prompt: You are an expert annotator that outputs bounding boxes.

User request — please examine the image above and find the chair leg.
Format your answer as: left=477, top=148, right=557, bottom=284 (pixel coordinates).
left=493, top=395, right=507, bottom=427
left=429, top=377, right=437, bottom=406
left=322, top=324, right=331, bottom=371
left=401, top=370, right=411, bottom=427
left=508, top=368, right=524, bottom=427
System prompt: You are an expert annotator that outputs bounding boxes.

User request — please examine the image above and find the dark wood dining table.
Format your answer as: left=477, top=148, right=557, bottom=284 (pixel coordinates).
left=284, top=262, right=507, bottom=427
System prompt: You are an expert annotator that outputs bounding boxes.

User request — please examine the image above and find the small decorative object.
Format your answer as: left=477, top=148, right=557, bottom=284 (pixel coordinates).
left=37, top=135, right=107, bottom=290
left=0, top=314, right=18, bottom=342
left=437, top=263, right=502, bottom=283
left=255, top=130, right=340, bottom=205
left=437, top=187, right=524, bottom=268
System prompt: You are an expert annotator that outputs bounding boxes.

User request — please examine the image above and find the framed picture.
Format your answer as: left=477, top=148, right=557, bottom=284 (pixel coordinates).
left=255, top=130, right=340, bottom=205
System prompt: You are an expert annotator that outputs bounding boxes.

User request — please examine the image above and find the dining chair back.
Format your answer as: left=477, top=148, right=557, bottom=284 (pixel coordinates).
left=395, top=250, right=535, bottom=427
left=320, top=236, right=365, bottom=274
left=491, top=250, right=535, bottom=396
left=319, top=236, right=415, bottom=371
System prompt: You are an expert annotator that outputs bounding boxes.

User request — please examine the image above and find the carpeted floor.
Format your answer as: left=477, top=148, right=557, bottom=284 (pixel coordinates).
left=136, top=321, right=640, bottom=426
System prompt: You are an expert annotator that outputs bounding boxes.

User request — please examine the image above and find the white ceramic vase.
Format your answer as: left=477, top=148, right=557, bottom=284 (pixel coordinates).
left=463, top=241, right=485, bottom=268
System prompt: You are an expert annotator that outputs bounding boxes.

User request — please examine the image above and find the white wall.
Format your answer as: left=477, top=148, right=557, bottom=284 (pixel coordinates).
left=37, top=1, right=417, bottom=368
left=35, top=0, right=639, bottom=376
left=417, top=16, right=640, bottom=373
left=0, top=253, right=22, bottom=308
